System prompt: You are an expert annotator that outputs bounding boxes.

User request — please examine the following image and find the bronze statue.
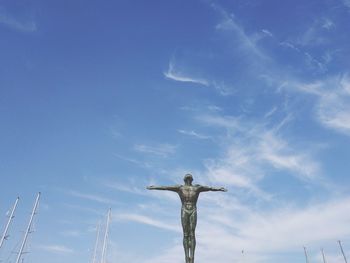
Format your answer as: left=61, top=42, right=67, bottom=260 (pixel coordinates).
left=147, top=174, right=227, bottom=263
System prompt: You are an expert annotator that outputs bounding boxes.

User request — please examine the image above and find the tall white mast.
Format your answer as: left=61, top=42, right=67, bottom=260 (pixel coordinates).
left=100, top=208, right=111, bottom=263
left=303, top=246, right=309, bottom=263
left=321, top=248, right=327, bottom=263
left=0, top=197, right=19, bottom=249
left=241, top=249, right=245, bottom=263
left=15, top=192, right=40, bottom=263
left=91, top=221, right=101, bottom=263
left=338, top=240, right=348, bottom=263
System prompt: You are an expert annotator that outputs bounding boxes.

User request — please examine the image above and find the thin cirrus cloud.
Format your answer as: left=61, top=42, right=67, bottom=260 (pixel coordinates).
left=314, top=75, right=350, bottom=135
left=139, top=175, right=350, bottom=262
left=279, top=41, right=327, bottom=72
left=296, top=18, right=334, bottom=47
left=191, top=196, right=350, bottom=263
left=133, top=143, right=177, bottom=157
left=177, top=129, right=211, bottom=140
left=344, top=0, right=350, bottom=9
left=103, top=179, right=147, bottom=196
left=114, top=213, right=181, bottom=233
left=248, top=21, right=350, bottom=137
left=111, top=191, right=350, bottom=263
left=164, top=60, right=235, bottom=96
left=163, top=3, right=268, bottom=96
left=60, top=230, right=81, bottom=237
left=0, top=9, right=37, bottom=32
left=36, top=244, right=74, bottom=254
left=212, top=2, right=267, bottom=60
left=68, top=190, right=116, bottom=205
left=164, top=61, right=209, bottom=86
left=270, top=73, right=350, bottom=136
left=197, top=113, right=322, bottom=186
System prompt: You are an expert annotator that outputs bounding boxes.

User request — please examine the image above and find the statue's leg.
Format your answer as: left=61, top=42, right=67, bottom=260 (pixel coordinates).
left=183, top=233, right=190, bottom=263
left=189, top=210, right=197, bottom=263
left=181, top=209, right=190, bottom=263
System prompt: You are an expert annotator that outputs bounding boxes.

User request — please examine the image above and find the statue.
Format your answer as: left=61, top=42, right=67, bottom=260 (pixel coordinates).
left=147, top=174, right=227, bottom=263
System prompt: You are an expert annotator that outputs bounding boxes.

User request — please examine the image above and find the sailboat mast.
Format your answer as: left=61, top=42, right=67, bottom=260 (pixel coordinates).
left=0, top=197, right=19, bottom=249
left=303, top=246, right=309, bottom=263
left=15, top=192, right=40, bottom=263
left=100, top=208, right=111, bottom=263
left=91, top=221, right=101, bottom=263
left=338, top=240, right=348, bottom=263
left=321, top=248, right=327, bottom=263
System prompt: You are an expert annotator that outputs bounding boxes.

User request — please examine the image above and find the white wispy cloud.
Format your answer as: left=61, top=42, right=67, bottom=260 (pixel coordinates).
left=164, top=61, right=209, bottom=86
left=177, top=129, right=211, bottom=140
left=296, top=19, right=332, bottom=47
left=258, top=132, right=320, bottom=181
left=134, top=143, right=177, bottom=157
left=198, top=113, right=322, bottom=187
left=164, top=61, right=235, bottom=95
left=279, top=41, right=300, bottom=52
left=0, top=8, right=37, bottom=32
left=69, top=190, right=116, bottom=205
left=60, top=230, right=81, bottom=237
left=261, top=71, right=350, bottom=136
left=271, top=74, right=350, bottom=136
left=130, top=196, right=350, bottom=263
left=235, top=197, right=350, bottom=252
left=272, top=17, right=335, bottom=73
left=261, top=29, right=273, bottom=37
left=143, top=245, right=184, bottom=263
left=196, top=114, right=242, bottom=131
left=211, top=81, right=235, bottom=96
left=279, top=41, right=328, bottom=72
left=111, top=189, right=350, bottom=263
left=322, top=18, right=335, bottom=30
left=37, top=244, right=74, bottom=254
left=343, top=0, right=350, bottom=9
left=114, top=213, right=181, bottom=233
left=103, top=180, right=147, bottom=196
left=114, top=153, right=153, bottom=169
left=212, top=3, right=267, bottom=60
left=305, top=52, right=327, bottom=72
left=207, top=105, right=223, bottom=112
left=264, top=106, right=277, bottom=118
left=107, top=240, right=145, bottom=263
left=312, top=75, right=350, bottom=135
left=63, top=203, right=103, bottom=216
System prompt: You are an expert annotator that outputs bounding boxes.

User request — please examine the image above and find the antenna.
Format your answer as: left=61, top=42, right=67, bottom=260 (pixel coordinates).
left=15, top=192, right=40, bottom=263
left=321, top=248, right=327, bottom=263
left=0, top=197, right=19, bottom=249
left=303, top=246, right=309, bottom=263
left=338, top=240, right=348, bottom=263
left=91, top=221, right=101, bottom=263
left=100, top=208, right=111, bottom=263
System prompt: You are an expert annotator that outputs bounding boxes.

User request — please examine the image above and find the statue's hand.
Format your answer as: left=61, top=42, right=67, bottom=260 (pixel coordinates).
left=147, top=186, right=154, bottom=190
left=221, top=187, right=228, bottom=192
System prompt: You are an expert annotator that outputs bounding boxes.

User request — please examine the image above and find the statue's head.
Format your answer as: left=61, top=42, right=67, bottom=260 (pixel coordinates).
left=184, top=174, right=193, bottom=185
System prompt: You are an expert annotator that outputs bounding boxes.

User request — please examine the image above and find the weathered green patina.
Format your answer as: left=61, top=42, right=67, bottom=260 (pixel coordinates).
left=147, top=174, right=227, bottom=263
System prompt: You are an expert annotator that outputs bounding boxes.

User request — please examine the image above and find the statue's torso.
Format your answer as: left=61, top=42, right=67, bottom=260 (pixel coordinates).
left=178, top=185, right=200, bottom=210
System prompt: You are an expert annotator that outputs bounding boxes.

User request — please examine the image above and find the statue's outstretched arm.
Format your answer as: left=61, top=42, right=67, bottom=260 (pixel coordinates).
left=147, top=185, right=180, bottom=192
left=199, top=186, right=227, bottom=192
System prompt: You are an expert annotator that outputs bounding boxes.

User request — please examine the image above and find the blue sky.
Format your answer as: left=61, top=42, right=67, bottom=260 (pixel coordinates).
left=1, top=0, right=350, bottom=263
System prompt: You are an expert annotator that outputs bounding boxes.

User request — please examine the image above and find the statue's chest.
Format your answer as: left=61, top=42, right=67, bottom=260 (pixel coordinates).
left=181, top=187, right=197, bottom=199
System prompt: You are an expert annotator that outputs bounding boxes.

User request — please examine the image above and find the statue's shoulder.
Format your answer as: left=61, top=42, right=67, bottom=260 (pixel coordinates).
left=194, top=184, right=201, bottom=187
